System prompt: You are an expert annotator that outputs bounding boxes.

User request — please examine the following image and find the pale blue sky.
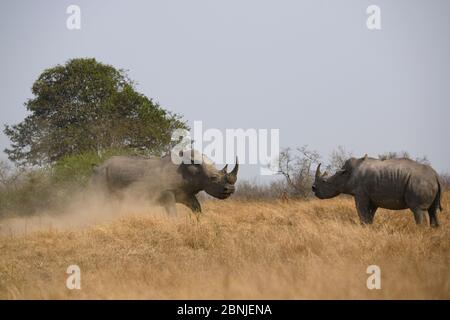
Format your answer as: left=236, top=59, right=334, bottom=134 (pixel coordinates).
left=1, top=1, right=449, bottom=181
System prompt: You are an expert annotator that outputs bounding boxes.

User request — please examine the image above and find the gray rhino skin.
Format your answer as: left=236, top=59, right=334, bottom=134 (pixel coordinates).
left=312, top=155, right=443, bottom=227
left=90, top=151, right=238, bottom=216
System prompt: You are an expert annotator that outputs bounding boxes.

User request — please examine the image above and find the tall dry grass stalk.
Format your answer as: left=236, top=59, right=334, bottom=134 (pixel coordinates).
left=0, top=193, right=449, bottom=299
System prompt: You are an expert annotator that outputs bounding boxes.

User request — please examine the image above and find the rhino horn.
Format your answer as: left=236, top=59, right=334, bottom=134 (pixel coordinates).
left=315, top=163, right=322, bottom=179
left=228, top=157, right=239, bottom=182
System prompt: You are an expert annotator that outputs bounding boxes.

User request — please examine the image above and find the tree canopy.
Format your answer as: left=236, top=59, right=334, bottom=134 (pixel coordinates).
left=4, top=58, right=186, bottom=166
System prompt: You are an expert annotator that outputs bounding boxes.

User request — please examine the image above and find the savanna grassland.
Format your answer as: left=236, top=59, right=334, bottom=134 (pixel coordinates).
left=0, top=193, right=449, bottom=299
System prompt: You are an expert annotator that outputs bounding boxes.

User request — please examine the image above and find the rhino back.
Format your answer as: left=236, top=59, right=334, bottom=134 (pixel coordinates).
left=101, top=156, right=180, bottom=190
left=352, top=158, right=438, bottom=209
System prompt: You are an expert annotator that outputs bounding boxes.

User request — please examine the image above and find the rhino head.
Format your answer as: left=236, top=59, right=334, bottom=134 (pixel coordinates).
left=179, top=151, right=239, bottom=199
left=312, top=155, right=368, bottom=199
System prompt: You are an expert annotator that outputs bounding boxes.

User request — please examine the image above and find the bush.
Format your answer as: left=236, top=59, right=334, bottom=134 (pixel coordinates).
left=0, top=169, right=52, bottom=216
left=0, top=148, right=140, bottom=217
left=52, top=148, right=134, bottom=187
left=232, top=180, right=288, bottom=201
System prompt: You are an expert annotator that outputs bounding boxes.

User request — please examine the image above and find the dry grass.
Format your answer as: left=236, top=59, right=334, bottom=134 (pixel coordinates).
left=0, top=193, right=449, bottom=299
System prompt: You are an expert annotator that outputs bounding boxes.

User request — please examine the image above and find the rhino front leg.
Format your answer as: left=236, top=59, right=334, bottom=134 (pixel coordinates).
left=355, top=194, right=376, bottom=225
left=158, top=190, right=178, bottom=217
left=180, top=194, right=202, bottom=213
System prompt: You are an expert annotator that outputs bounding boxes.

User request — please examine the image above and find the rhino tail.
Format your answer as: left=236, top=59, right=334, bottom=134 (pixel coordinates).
left=435, top=177, right=443, bottom=212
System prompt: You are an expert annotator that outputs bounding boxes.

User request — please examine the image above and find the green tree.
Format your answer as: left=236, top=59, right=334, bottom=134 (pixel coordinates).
left=4, top=58, right=186, bottom=166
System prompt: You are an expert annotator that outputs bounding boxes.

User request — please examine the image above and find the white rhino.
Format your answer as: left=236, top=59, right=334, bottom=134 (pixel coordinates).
left=313, top=155, right=443, bottom=227
left=90, top=150, right=238, bottom=216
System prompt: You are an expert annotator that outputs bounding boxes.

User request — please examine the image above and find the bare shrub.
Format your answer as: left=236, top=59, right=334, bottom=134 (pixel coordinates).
left=275, top=145, right=352, bottom=199
left=327, top=145, right=353, bottom=173
left=440, top=172, right=450, bottom=191
left=233, top=180, right=287, bottom=201
left=276, top=145, right=320, bottom=198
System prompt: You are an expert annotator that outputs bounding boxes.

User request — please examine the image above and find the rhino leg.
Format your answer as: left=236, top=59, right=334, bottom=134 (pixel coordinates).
left=411, top=208, right=426, bottom=225
left=178, top=194, right=202, bottom=213
left=355, top=195, right=377, bottom=225
left=158, top=191, right=177, bottom=217
left=428, top=207, right=440, bottom=228
left=369, top=205, right=378, bottom=222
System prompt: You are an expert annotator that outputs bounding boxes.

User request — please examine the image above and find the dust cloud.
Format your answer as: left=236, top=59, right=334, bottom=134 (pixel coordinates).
left=0, top=187, right=168, bottom=237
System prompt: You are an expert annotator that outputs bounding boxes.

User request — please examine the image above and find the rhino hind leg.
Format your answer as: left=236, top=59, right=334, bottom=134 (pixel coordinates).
left=411, top=208, right=426, bottom=226
left=427, top=185, right=441, bottom=228
left=427, top=207, right=440, bottom=228
left=158, top=191, right=178, bottom=217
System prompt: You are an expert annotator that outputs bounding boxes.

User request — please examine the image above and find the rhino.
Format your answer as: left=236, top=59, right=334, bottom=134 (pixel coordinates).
left=312, top=155, right=443, bottom=227
left=90, top=150, right=238, bottom=216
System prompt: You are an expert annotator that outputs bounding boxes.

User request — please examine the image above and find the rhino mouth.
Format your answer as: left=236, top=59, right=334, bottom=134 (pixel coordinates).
left=313, top=191, right=325, bottom=199
left=217, top=186, right=235, bottom=199
left=217, top=190, right=234, bottom=199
